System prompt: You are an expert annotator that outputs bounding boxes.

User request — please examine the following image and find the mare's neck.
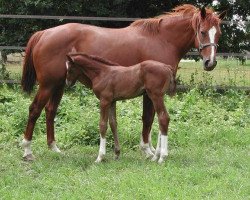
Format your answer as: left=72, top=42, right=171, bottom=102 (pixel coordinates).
left=160, top=16, right=195, bottom=59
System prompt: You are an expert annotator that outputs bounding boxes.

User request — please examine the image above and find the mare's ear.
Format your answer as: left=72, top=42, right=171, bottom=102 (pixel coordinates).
left=67, top=55, right=74, bottom=63
left=200, top=6, right=206, bottom=20
left=157, top=18, right=163, bottom=32
left=219, top=10, right=227, bottom=20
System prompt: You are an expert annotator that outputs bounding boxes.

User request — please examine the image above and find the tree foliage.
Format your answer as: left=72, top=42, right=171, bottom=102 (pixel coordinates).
left=0, top=0, right=249, bottom=53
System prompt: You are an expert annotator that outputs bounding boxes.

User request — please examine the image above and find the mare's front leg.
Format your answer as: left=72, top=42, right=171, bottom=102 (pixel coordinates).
left=150, top=96, right=170, bottom=163
left=95, top=99, right=111, bottom=163
left=45, top=84, right=64, bottom=152
left=22, top=86, right=52, bottom=161
left=108, top=102, right=120, bottom=159
left=140, top=94, right=155, bottom=158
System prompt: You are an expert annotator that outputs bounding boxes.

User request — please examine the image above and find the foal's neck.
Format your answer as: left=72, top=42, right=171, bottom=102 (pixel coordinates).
left=75, top=55, right=110, bottom=81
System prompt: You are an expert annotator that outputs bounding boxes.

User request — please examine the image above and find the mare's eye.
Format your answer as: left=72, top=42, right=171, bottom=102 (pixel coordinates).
left=201, top=31, right=206, bottom=36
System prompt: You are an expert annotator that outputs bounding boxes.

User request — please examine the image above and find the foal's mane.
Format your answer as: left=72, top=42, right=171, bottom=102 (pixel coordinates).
left=131, top=4, right=221, bottom=34
left=69, top=53, right=120, bottom=66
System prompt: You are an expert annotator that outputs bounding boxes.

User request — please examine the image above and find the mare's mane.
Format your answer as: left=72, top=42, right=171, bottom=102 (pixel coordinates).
left=130, top=4, right=221, bottom=34
left=69, top=53, right=120, bottom=66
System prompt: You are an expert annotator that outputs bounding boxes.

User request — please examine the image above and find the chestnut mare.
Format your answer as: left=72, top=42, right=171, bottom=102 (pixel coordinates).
left=21, top=4, right=225, bottom=161
left=66, top=53, right=175, bottom=163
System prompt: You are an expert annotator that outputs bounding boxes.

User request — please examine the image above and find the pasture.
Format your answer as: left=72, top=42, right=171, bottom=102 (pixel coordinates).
left=0, top=84, right=249, bottom=199
left=2, top=56, right=250, bottom=87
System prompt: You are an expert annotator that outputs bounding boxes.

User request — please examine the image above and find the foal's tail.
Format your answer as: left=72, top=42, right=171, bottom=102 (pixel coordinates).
left=21, top=31, right=44, bottom=94
left=168, top=72, right=177, bottom=97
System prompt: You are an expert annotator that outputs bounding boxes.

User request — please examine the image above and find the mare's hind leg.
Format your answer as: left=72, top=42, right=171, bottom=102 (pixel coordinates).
left=150, top=95, right=170, bottom=164
left=108, top=102, right=120, bottom=159
left=45, top=84, right=64, bottom=152
left=22, top=87, right=52, bottom=161
left=140, top=94, right=155, bottom=158
left=95, top=99, right=111, bottom=163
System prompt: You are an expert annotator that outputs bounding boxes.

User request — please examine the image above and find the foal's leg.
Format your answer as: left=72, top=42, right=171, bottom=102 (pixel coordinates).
left=150, top=96, right=170, bottom=163
left=140, top=94, right=155, bottom=158
left=108, top=102, right=120, bottom=159
left=45, top=84, right=64, bottom=152
left=22, top=86, right=52, bottom=161
left=95, top=100, right=110, bottom=163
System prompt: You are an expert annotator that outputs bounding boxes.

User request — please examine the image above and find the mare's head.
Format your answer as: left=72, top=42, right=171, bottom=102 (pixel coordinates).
left=65, top=55, right=80, bottom=87
left=192, top=6, right=226, bottom=71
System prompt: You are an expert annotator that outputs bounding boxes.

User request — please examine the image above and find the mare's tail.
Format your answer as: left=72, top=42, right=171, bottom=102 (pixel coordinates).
left=21, top=31, right=44, bottom=94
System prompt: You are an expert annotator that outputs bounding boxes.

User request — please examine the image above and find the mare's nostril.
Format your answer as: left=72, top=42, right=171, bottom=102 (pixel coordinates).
left=204, top=59, right=210, bottom=67
left=214, top=60, right=217, bottom=66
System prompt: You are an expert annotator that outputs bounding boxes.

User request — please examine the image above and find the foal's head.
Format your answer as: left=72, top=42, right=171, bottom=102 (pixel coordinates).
left=65, top=55, right=80, bottom=87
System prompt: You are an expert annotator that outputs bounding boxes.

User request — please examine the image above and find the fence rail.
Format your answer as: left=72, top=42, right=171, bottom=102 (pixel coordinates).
left=0, top=46, right=248, bottom=58
left=1, top=14, right=249, bottom=25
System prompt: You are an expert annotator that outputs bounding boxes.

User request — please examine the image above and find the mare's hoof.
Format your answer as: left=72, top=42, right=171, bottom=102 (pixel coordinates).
left=146, top=152, right=154, bottom=159
left=151, top=155, right=159, bottom=162
left=48, top=142, right=62, bottom=153
left=158, top=155, right=168, bottom=164
left=23, top=154, right=35, bottom=161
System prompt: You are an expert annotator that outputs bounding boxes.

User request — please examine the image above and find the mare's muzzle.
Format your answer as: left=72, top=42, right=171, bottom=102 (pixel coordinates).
left=203, top=58, right=217, bottom=71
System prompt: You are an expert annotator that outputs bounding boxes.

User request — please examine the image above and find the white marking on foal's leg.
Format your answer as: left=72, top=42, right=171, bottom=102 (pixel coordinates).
left=208, top=26, right=217, bottom=62
left=140, top=135, right=154, bottom=158
left=95, top=136, right=106, bottom=163
left=22, top=139, right=34, bottom=161
left=158, top=135, right=168, bottom=164
left=151, top=132, right=161, bottom=161
left=48, top=141, right=61, bottom=153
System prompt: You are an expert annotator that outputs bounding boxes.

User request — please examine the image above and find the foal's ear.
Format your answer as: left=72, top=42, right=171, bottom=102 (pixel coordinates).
left=67, top=55, right=74, bottom=63
left=200, top=6, right=206, bottom=20
left=218, top=10, right=227, bottom=20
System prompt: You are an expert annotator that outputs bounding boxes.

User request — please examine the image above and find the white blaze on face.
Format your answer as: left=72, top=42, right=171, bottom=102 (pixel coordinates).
left=208, top=26, right=217, bottom=62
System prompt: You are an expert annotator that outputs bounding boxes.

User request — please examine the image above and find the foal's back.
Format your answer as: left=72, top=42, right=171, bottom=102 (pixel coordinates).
left=94, top=60, right=174, bottom=101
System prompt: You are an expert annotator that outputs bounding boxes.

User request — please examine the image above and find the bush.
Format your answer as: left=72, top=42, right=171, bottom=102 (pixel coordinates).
left=0, top=84, right=249, bottom=150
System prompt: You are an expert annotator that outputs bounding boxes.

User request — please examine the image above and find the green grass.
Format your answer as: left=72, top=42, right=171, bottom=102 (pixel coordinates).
left=0, top=85, right=249, bottom=199
left=178, top=58, right=250, bottom=86
left=0, top=142, right=249, bottom=200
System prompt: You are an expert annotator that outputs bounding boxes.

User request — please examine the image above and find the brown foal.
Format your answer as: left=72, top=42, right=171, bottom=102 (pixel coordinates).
left=66, top=53, right=175, bottom=163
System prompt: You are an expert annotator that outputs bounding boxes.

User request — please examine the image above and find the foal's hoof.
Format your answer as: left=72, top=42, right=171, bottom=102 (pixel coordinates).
left=95, top=158, right=103, bottom=163
left=23, top=154, right=35, bottom=161
left=114, top=155, right=120, bottom=160
left=114, top=149, right=120, bottom=160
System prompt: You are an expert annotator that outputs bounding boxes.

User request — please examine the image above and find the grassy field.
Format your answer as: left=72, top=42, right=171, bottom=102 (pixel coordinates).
left=0, top=85, right=249, bottom=199
left=178, top=58, right=250, bottom=86
left=2, top=57, right=250, bottom=87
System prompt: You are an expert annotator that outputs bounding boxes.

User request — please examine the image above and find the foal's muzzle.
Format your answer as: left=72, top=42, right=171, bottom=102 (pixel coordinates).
left=65, top=79, right=72, bottom=87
